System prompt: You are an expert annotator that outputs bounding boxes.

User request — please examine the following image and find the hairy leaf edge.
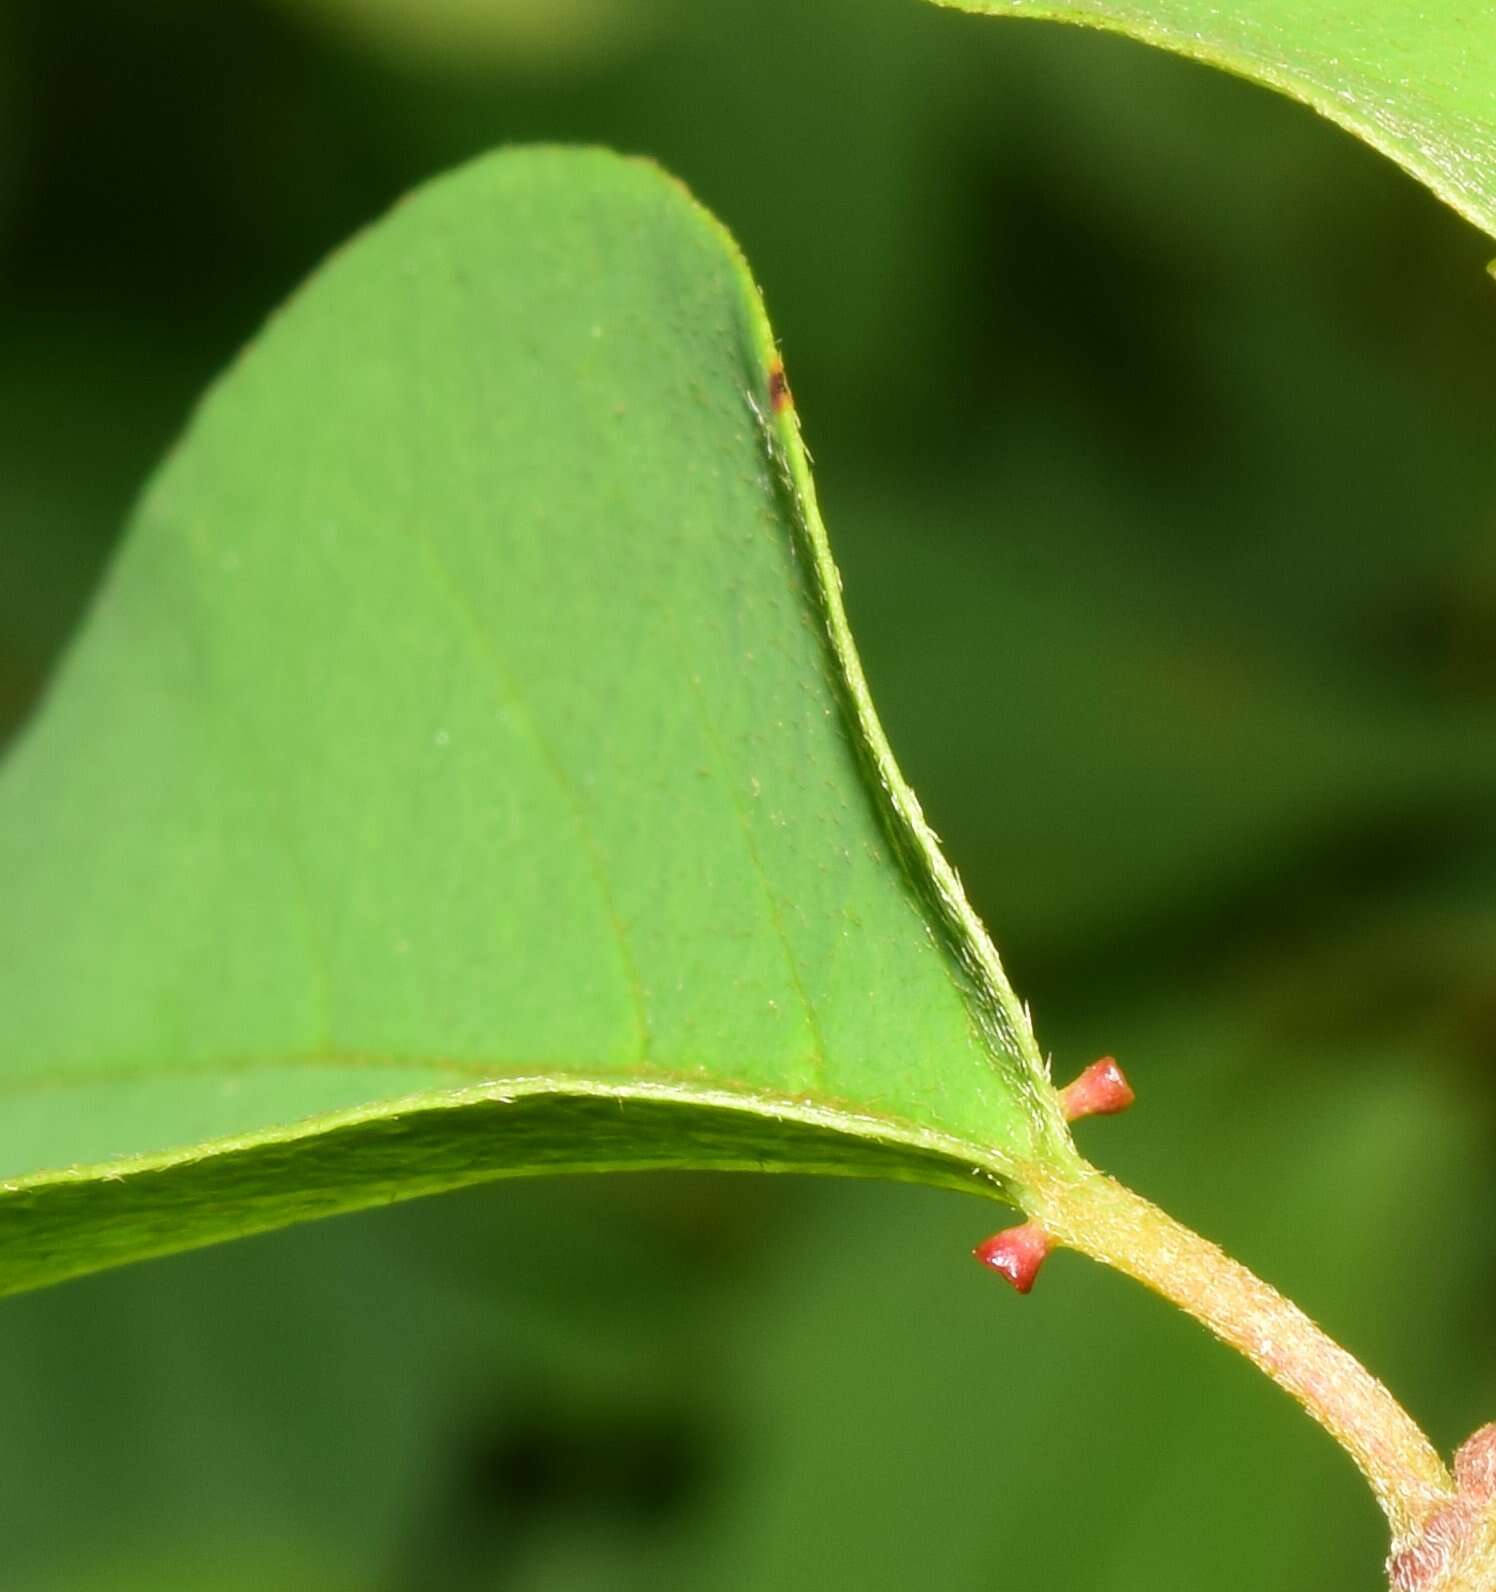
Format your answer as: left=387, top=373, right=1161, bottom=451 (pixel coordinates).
left=0, top=1075, right=1017, bottom=1297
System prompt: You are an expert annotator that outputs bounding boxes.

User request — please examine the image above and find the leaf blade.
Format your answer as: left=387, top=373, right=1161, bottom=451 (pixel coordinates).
left=0, top=147, right=1068, bottom=1293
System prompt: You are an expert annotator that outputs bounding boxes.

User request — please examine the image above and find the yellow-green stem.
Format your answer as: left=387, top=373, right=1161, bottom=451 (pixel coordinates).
left=1026, top=1164, right=1455, bottom=1550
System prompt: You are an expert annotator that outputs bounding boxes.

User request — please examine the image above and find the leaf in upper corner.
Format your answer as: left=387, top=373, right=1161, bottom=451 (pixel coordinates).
left=0, top=146, right=1074, bottom=1297
left=932, top=0, right=1496, bottom=243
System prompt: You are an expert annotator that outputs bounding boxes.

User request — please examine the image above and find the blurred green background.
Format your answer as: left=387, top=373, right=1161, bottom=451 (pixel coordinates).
left=2, top=0, right=1495, bottom=1586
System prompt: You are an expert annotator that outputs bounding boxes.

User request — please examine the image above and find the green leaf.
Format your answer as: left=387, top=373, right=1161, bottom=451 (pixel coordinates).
left=933, top=0, right=1496, bottom=243
left=0, top=147, right=1074, bottom=1296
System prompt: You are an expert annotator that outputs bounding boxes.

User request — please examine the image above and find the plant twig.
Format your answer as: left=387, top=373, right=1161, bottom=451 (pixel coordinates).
left=1022, top=1164, right=1456, bottom=1550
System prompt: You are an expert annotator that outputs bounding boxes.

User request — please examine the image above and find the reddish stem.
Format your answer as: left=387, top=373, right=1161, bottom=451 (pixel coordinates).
left=1023, top=1165, right=1456, bottom=1551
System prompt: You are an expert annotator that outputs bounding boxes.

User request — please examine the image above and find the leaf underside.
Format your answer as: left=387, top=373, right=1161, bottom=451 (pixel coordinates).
left=0, top=149, right=1064, bottom=1296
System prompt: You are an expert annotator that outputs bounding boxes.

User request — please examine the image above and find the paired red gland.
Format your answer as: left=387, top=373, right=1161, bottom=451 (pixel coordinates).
left=972, top=1221, right=1053, bottom=1293
left=1058, top=1055, right=1135, bottom=1121
left=973, top=1057, right=1134, bottom=1295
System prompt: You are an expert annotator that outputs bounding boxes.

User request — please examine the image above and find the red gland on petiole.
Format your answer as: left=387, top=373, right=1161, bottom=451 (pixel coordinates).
left=973, top=1221, right=1053, bottom=1294
left=1059, top=1056, right=1135, bottom=1122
